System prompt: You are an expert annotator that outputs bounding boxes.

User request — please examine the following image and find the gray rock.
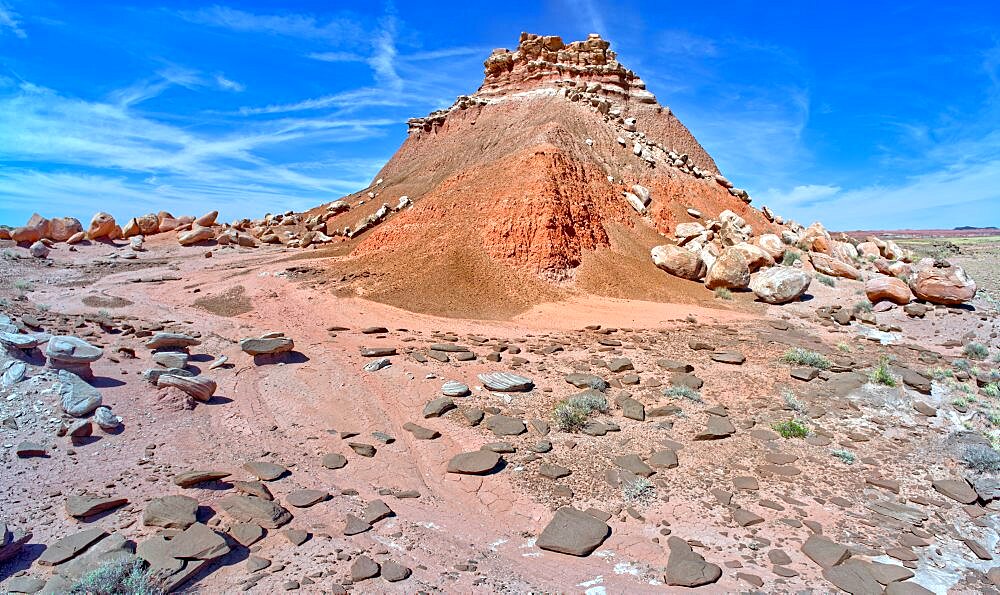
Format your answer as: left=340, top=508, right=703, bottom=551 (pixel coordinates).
left=665, top=536, right=722, bottom=587
left=93, top=406, right=121, bottom=430
left=536, top=507, right=610, bottom=556
left=152, top=351, right=189, bottom=369
left=565, top=373, right=609, bottom=391
left=45, top=336, right=103, bottom=364
left=441, top=380, right=471, bottom=397
left=363, top=357, right=391, bottom=372
left=57, top=370, right=102, bottom=417
left=144, top=332, right=201, bottom=350
left=477, top=372, right=533, bottom=392
left=240, top=336, right=294, bottom=355
left=2, top=360, right=27, bottom=387
left=750, top=267, right=811, bottom=304
left=447, top=450, right=501, bottom=474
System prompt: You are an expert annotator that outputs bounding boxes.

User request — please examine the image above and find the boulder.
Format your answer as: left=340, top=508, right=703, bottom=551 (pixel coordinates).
left=651, top=245, right=706, bottom=280
left=46, top=336, right=103, bottom=365
left=536, top=507, right=610, bottom=556
left=865, top=275, right=912, bottom=305
left=857, top=241, right=880, bottom=258
left=750, top=267, right=811, bottom=304
left=66, top=231, right=87, bottom=244
left=177, top=227, right=215, bottom=246
left=477, top=372, right=533, bottom=392
left=49, top=217, right=83, bottom=241
left=87, top=212, right=116, bottom=240
left=705, top=248, right=750, bottom=290
left=195, top=210, right=219, bottom=227
left=908, top=259, right=977, bottom=305
left=11, top=213, right=49, bottom=243
left=29, top=241, right=49, bottom=258
left=810, top=253, right=860, bottom=279
left=757, top=233, right=785, bottom=261
left=56, top=370, right=103, bottom=417
left=731, top=242, right=775, bottom=271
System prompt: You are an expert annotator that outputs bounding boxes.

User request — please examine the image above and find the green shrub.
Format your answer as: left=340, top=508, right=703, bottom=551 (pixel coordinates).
left=816, top=273, right=836, bottom=287
left=964, top=342, right=989, bottom=361
left=781, top=250, right=802, bottom=266
left=781, top=348, right=831, bottom=369
left=953, top=358, right=971, bottom=371
left=870, top=357, right=897, bottom=387
left=963, top=445, right=1000, bottom=473
left=985, top=383, right=1000, bottom=399
left=929, top=367, right=953, bottom=380
left=552, top=391, right=608, bottom=432
left=831, top=449, right=856, bottom=464
left=664, top=385, right=702, bottom=401
left=836, top=342, right=851, bottom=353
left=773, top=419, right=809, bottom=438
left=854, top=299, right=873, bottom=314
left=714, top=287, right=732, bottom=300
left=69, top=557, right=162, bottom=595
left=782, top=390, right=805, bottom=412
left=621, top=476, right=656, bottom=505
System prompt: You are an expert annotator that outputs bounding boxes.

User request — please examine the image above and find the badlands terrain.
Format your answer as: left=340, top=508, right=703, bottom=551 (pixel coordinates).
left=1, top=32, right=1000, bottom=595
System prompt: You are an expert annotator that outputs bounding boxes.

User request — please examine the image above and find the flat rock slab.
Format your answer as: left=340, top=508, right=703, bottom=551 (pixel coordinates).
left=802, top=534, right=851, bottom=568
left=173, top=470, right=231, bottom=488
left=38, top=528, right=108, bottom=566
left=46, top=336, right=103, bottom=364
left=665, top=536, right=722, bottom=587
left=614, top=454, right=654, bottom=477
left=694, top=416, right=736, bottom=440
left=381, top=560, right=412, bottom=582
left=351, top=555, right=381, bottom=581
left=932, top=478, right=978, bottom=504
left=710, top=351, right=746, bottom=364
left=145, top=332, right=201, bottom=350
left=244, top=461, right=288, bottom=481
left=287, top=490, right=329, bottom=508
left=536, top=507, right=610, bottom=556
left=360, top=347, right=396, bottom=357
left=65, top=495, right=128, bottom=519
left=402, top=422, right=440, bottom=440
left=485, top=415, right=527, bottom=436
left=217, top=495, right=292, bottom=529
left=423, top=397, right=456, bottom=418
left=322, top=453, right=348, bottom=469
left=240, top=337, right=294, bottom=355
left=231, top=523, right=265, bottom=547
left=232, top=481, right=273, bottom=501
left=343, top=514, right=372, bottom=536
left=539, top=464, right=572, bottom=479
left=478, top=372, right=533, bottom=392
left=564, top=373, right=609, bottom=391
left=447, top=451, right=501, bottom=475
left=169, top=522, right=231, bottom=560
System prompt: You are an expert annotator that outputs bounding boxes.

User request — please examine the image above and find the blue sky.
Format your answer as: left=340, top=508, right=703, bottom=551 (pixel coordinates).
left=1, top=1, right=999, bottom=230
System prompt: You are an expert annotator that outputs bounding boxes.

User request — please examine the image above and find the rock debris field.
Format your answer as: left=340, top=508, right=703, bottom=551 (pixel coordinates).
left=0, top=31, right=999, bottom=595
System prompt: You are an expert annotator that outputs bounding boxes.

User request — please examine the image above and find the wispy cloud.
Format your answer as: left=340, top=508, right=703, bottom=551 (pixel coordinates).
left=566, top=0, right=606, bottom=35
left=658, top=30, right=718, bottom=57
left=759, top=155, right=1000, bottom=230
left=0, top=1, right=26, bottom=38
left=215, top=74, right=245, bottom=92
left=109, top=66, right=202, bottom=106
left=0, top=76, right=393, bottom=223
left=308, top=51, right=366, bottom=63
left=369, top=11, right=402, bottom=91
left=179, top=5, right=361, bottom=42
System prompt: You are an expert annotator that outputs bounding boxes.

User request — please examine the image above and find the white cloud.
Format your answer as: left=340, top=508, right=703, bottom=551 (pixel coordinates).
left=566, top=0, right=606, bottom=35
left=215, top=74, right=245, bottom=92
left=0, top=2, right=26, bottom=38
left=757, top=158, right=1000, bottom=230
left=180, top=5, right=360, bottom=42
left=308, top=51, right=366, bottom=63
left=659, top=30, right=718, bottom=57
left=0, top=77, right=395, bottom=223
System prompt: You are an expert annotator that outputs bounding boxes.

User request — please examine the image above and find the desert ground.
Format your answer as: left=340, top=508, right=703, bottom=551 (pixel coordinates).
left=1, top=32, right=999, bottom=595
left=0, top=229, right=998, bottom=594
